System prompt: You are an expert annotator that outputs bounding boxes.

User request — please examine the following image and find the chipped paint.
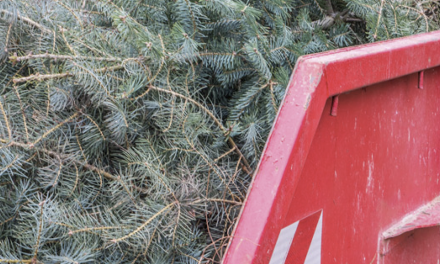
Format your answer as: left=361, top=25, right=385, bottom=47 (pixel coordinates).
left=304, top=95, right=311, bottom=109
left=366, top=154, right=374, bottom=194
left=382, top=195, right=440, bottom=239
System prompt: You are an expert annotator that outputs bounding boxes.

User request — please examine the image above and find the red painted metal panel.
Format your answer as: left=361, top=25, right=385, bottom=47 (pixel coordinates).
left=223, top=31, right=440, bottom=264
left=382, top=196, right=440, bottom=240
left=286, top=210, right=322, bottom=262
left=381, top=227, right=440, bottom=263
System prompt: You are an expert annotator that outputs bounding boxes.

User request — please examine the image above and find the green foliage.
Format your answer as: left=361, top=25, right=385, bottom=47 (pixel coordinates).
left=0, top=0, right=438, bottom=263
left=346, top=0, right=438, bottom=41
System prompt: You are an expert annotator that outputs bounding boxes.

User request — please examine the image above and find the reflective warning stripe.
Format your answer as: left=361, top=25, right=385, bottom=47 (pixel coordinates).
left=269, top=211, right=322, bottom=264
left=269, top=221, right=299, bottom=264
left=304, top=212, right=322, bottom=264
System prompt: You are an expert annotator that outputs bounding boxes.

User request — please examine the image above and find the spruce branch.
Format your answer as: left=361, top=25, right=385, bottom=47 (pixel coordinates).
left=182, top=115, right=237, bottom=200
left=12, top=64, right=125, bottom=84
left=184, top=0, right=198, bottom=35
left=0, top=99, right=12, bottom=141
left=5, top=141, right=118, bottom=181
left=110, top=202, right=176, bottom=243
left=52, top=155, right=62, bottom=187
left=1, top=0, right=437, bottom=262
left=397, top=4, right=430, bottom=32
left=26, top=152, right=38, bottom=163
left=12, top=73, right=73, bottom=84
left=0, top=155, right=20, bottom=174
left=81, top=114, right=106, bottom=141
left=0, top=201, right=29, bottom=227
left=214, top=147, right=236, bottom=162
left=146, top=85, right=252, bottom=172
left=186, top=198, right=242, bottom=206
left=374, top=0, right=386, bottom=39
left=3, top=142, right=143, bottom=205
left=9, top=54, right=123, bottom=63
left=0, top=259, right=35, bottom=263
left=197, top=236, right=232, bottom=264
left=0, top=9, right=52, bottom=34
left=94, top=65, right=125, bottom=73
left=32, top=112, right=79, bottom=146
left=312, top=0, right=327, bottom=15
left=59, top=25, right=77, bottom=56
left=4, top=22, right=12, bottom=53
left=130, top=160, right=178, bottom=201
left=269, top=81, right=278, bottom=113
left=326, top=0, right=334, bottom=15
left=13, top=86, right=30, bottom=142
left=69, top=225, right=127, bottom=235
left=33, top=200, right=45, bottom=263
left=69, top=163, right=79, bottom=196
left=54, top=0, right=84, bottom=30
left=4, top=64, right=26, bottom=87
left=70, top=62, right=115, bottom=99
left=78, top=163, right=117, bottom=181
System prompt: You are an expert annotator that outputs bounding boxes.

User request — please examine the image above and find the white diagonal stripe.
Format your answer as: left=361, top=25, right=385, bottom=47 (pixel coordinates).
left=269, top=220, right=299, bottom=264
left=304, top=211, right=322, bottom=264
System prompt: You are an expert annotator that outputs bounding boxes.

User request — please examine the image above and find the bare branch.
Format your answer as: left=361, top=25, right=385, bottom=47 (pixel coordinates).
left=10, top=53, right=122, bottom=63
left=13, top=73, right=73, bottom=84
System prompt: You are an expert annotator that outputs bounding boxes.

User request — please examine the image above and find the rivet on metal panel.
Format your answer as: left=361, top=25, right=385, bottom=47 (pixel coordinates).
left=330, top=95, right=339, bottom=116
left=418, top=71, right=424, bottom=89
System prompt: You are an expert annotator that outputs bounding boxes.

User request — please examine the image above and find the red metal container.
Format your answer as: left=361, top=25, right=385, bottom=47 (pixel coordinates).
left=223, top=31, right=440, bottom=263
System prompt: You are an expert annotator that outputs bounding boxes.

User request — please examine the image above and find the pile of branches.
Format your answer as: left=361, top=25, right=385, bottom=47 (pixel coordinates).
left=0, top=0, right=437, bottom=263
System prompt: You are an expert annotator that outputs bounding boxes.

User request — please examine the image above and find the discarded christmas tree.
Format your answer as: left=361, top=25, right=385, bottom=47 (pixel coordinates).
left=0, top=0, right=438, bottom=263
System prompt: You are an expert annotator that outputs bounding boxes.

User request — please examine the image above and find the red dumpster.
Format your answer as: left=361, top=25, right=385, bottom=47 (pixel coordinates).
left=223, top=31, right=440, bottom=263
